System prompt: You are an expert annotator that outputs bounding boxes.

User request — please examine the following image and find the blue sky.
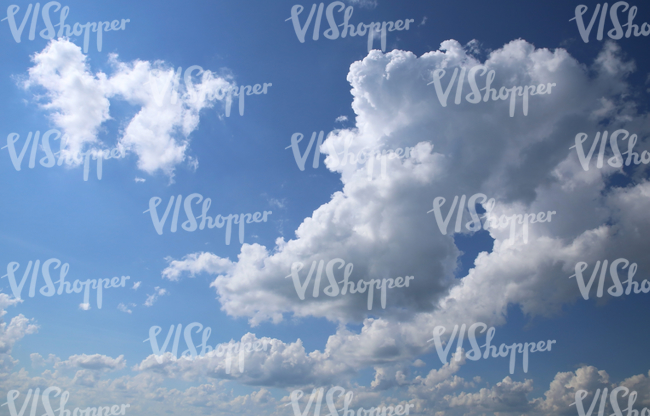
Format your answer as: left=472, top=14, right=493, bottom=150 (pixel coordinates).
left=1, top=0, right=650, bottom=415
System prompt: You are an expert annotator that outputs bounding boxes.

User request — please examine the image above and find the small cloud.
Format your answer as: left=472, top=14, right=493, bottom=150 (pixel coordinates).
left=343, top=0, right=377, bottom=8
left=188, top=156, right=199, bottom=172
left=419, top=16, right=427, bottom=26
left=335, top=115, right=348, bottom=123
left=413, top=359, right=426, bottom=367
left=135, top=177, right=146, bottom=183
left=79, top=303, right=91, bottom=311
left=269, top=198, right=287, bottom=209
left=132, top=281, right=142, bottom=290
left=118, top=303, right=136, bottom=314
left=144, top=286, right=167, bottom=307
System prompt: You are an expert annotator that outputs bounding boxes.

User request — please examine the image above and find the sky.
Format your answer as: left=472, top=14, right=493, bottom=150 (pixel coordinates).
left=1, top=0, right=650, bottom=415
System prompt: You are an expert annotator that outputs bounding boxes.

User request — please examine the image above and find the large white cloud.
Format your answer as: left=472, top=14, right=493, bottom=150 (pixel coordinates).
left=162, top=39, right=650, bottom=353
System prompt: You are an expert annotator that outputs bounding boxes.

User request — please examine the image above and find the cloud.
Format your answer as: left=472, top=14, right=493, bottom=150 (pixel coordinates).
left=55, top=353, right=127, bottom=371
left=144, top=287, right=168, bottom=307
left=343, top=0, right=378, bottom=8
left=23, top=39, right=111, bottom=164
left=23, top=39, right=236, bottom=178
left=132, top=281, right=142, bottom=290
left=118, top=303, right=136, bottom=314
left=336, top=115, right=348, bottom=123
left=162, top=252, right=234, bottom=282
left=268, top=198, right=287, bottom=209
left=158, top=39, right=650, bottom=384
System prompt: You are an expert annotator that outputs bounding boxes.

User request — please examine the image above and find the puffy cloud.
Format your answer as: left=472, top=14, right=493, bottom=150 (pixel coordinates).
left=166, top=40, right=650, bottom=340
left=23, top=39, right=236, bottom=177
left=23, top=39, right=111, bottom=164
left=0, top=294, right=38, bottom=358
left=162, top=252, right=234, bottom=282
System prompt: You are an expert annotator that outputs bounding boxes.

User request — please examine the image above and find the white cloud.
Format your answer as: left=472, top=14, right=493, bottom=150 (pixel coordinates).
left=144, top=286, right=168, bottom=307
left=162, top=252, right=234, bottom=282
left=79, top=303, right=91, bottom=311
left=135, top=177, right=146, bottom=183
left=336, top=115, right=348, bottom=123
left=118, top=303, right=136, bottom=314
left=132, top=281, right=142, bottom=290
left=343, top=0, right=377, bottom=8
left=159, top=40, right=650, bottom=383
left=23, top=39, right=111, bottom=165
left=23, top=39, right=236, bottom=178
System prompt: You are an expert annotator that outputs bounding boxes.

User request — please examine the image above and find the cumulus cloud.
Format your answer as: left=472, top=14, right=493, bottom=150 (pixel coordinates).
left=159, top=40, right=650, bottom=386
left=0, top=294, right=38, bottom=356
left=22, top=39, right=236, bottom=177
